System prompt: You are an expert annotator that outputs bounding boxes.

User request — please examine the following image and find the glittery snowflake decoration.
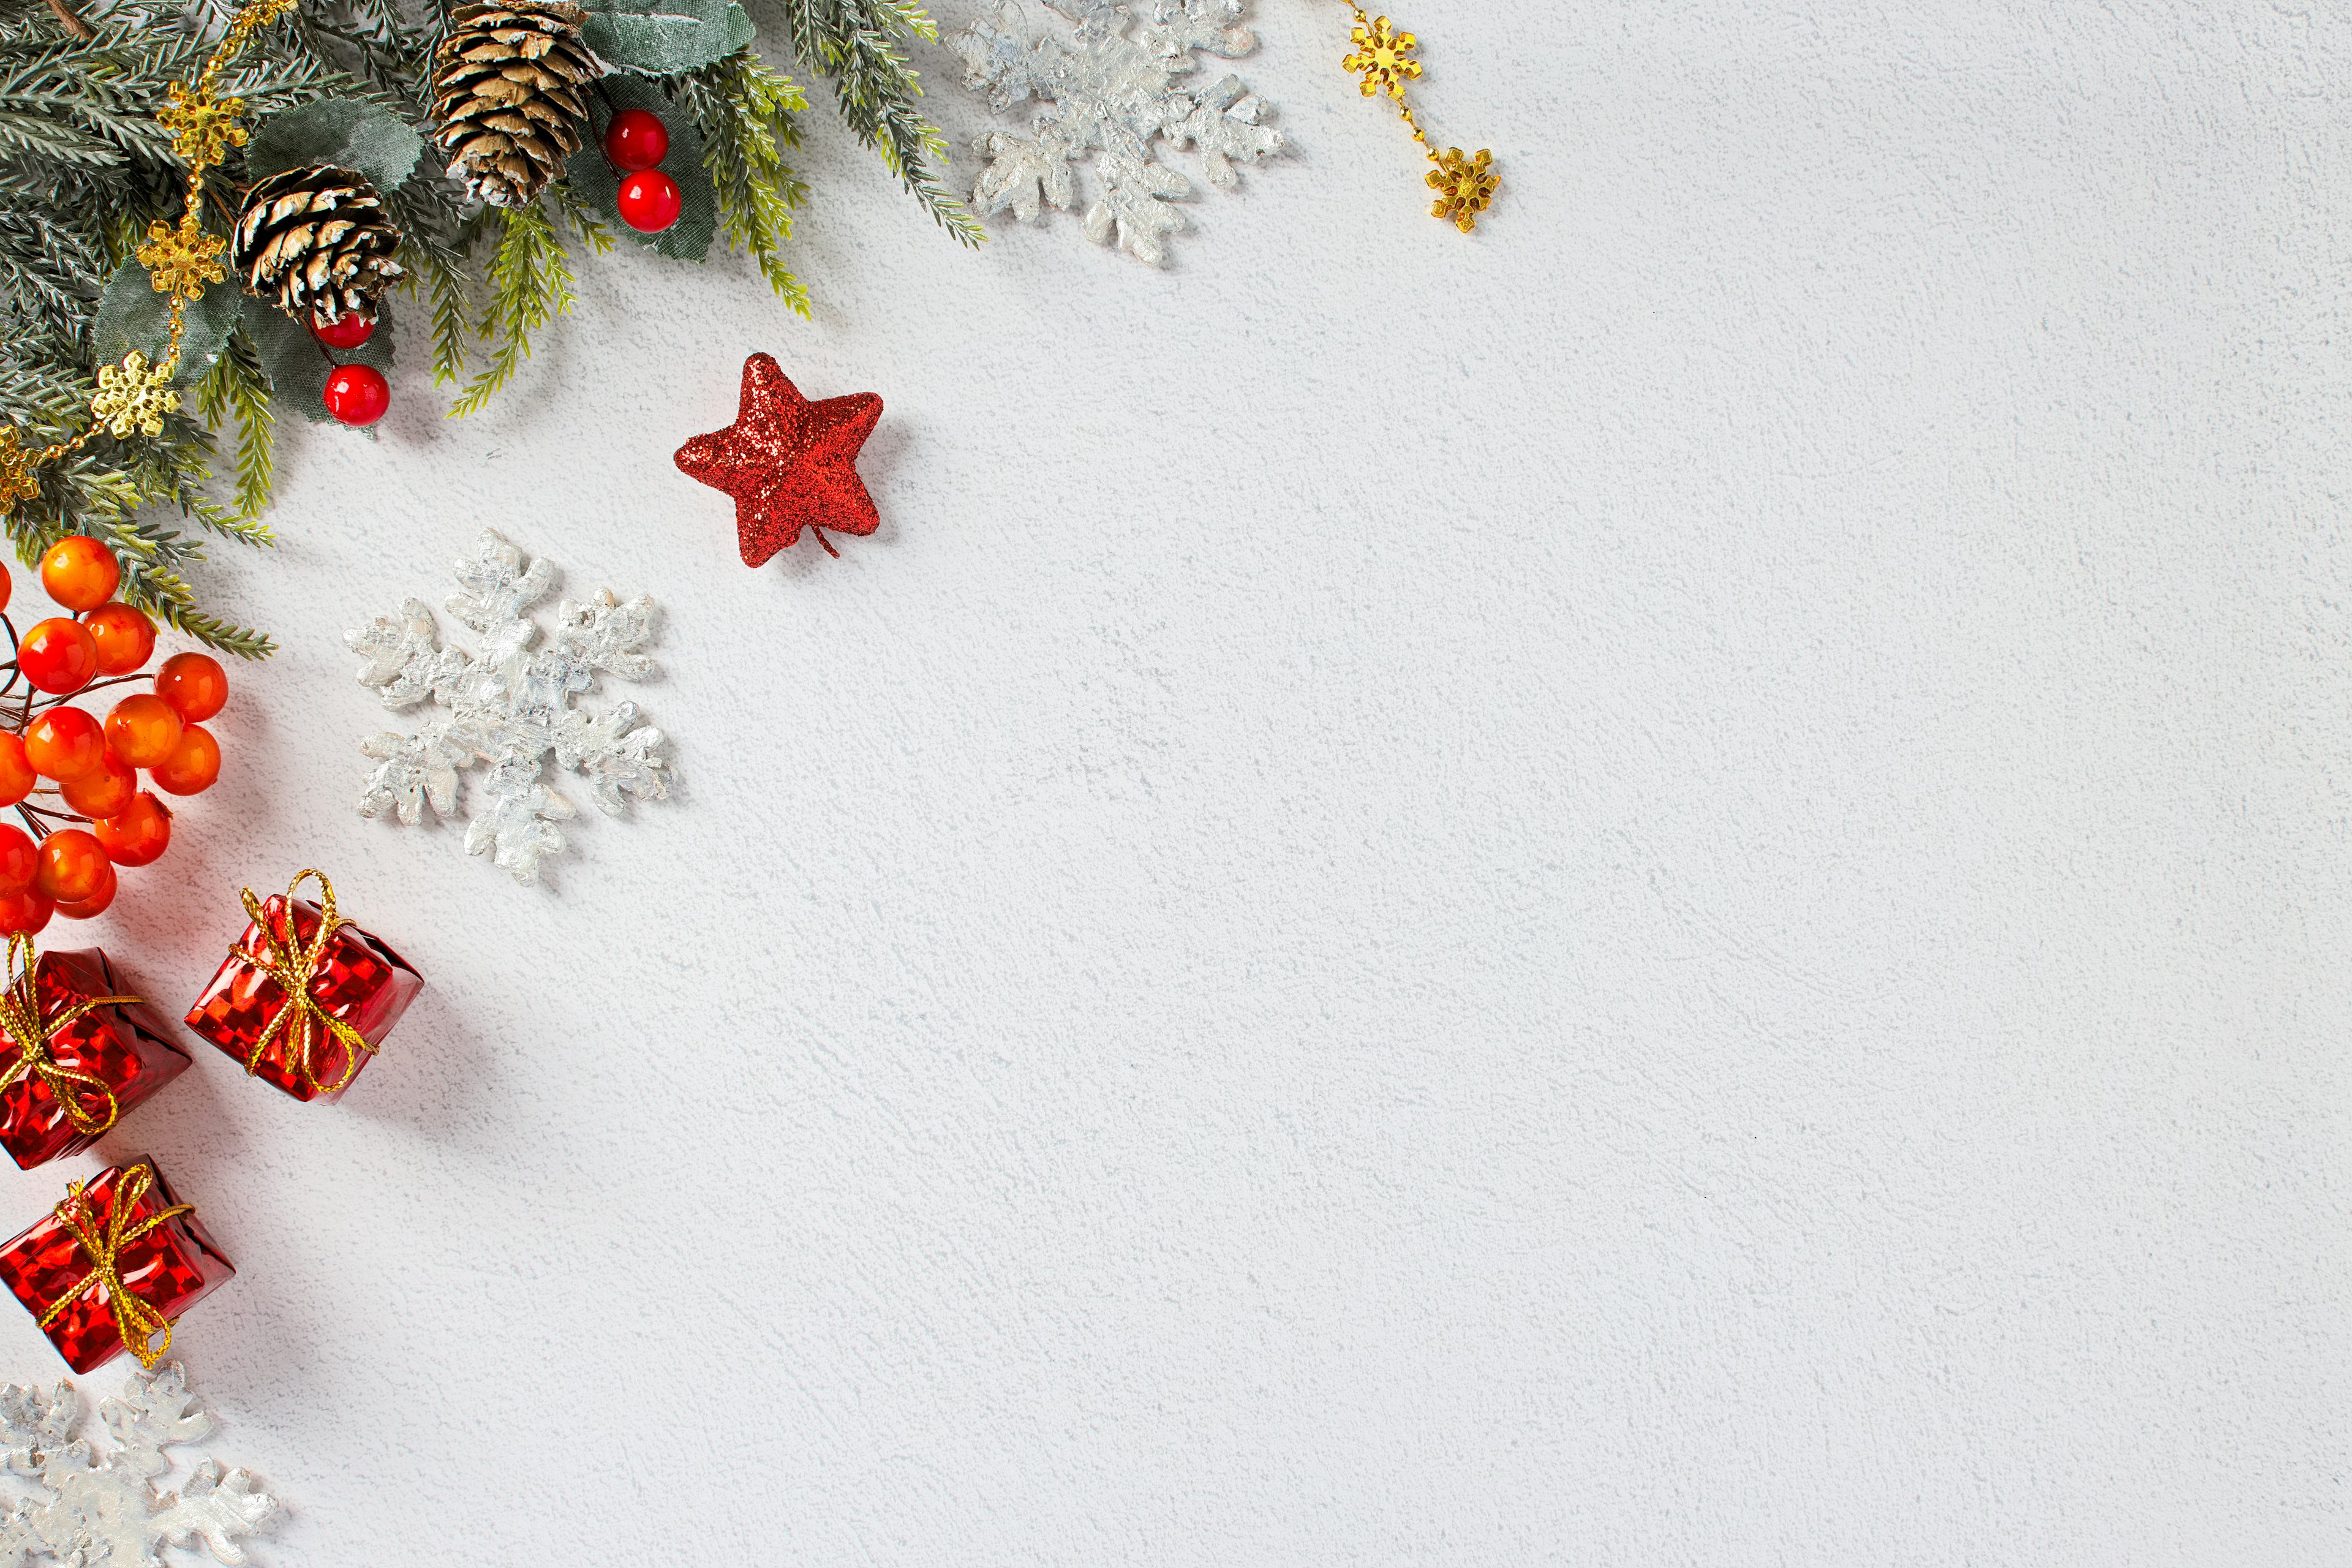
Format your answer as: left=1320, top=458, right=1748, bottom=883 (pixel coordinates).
left=346, top=529, right=671, bottom=884
left=0, top=1362, right=277, bottom=1566
left=953, top=0, right=1284, bottom=264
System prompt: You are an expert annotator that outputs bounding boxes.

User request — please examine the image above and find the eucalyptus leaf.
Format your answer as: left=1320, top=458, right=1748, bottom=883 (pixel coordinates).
left=90, top=263, right=243, bottom=389
left=247, top=98, right=426, bottom=195
left=567, top=79, right=715, bottom=262
left=579, top=0, right=753, bottom=75
left=242, top=294, right=395, bottom=426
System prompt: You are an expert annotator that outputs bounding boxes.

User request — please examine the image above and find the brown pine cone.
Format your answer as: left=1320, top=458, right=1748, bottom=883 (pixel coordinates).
left=430, top=1, right=606, bottom=208
left=232, top=164, right=405, bottom=326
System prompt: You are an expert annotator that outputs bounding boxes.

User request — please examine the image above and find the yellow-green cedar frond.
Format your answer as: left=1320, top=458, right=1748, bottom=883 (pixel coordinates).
left=449, top=203, right=575, bottom=419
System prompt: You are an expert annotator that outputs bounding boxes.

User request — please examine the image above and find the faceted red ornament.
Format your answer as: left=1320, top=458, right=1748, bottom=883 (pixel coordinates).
left=673, top=353, right=883, bottom=564
left=0, top=1159, right=233, bottom=1373
left=183, top=883, right=423, bottom=1103
left=0, top=946, right=189, bottom=1171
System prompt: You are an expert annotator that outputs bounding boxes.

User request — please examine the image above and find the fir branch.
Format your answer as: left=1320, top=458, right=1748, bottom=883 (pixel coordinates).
left=676, top=51, right=809, bottom=309
left=545, top=175, right=615, bottom=255
left=774, top=0, right=981, bottom=244
left=448, top=201, right=574, bottom=419
left=194, top=331, right=273, bottom=522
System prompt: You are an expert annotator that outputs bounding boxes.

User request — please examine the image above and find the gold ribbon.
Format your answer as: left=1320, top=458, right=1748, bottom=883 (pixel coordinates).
left=37, top=1161, right=195, bottom=1370
left=0, top=934, right=138, bottom=1137
left=226, top=868, right=375, bottom=1096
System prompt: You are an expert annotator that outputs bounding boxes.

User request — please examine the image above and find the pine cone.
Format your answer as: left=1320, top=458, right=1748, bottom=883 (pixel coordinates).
left=231, top=165, right=405, bottom=326
left=431, top=1, right=605, bottom=208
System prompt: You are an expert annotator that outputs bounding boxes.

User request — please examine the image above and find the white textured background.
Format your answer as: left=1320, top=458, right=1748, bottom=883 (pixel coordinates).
left=7, top=1, right=2349, bottom=1561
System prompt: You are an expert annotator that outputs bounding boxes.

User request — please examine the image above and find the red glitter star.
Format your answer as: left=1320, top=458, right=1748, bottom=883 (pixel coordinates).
left=674, top=353, right=884, bottom=564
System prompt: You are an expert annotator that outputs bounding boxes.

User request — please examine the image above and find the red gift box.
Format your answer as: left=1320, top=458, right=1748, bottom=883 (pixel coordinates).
left=0, top=1159, right=233, bottom=1373
left=183, top=870, right=423, bottom=1102
left=0, top=938, right=189, bottom=1170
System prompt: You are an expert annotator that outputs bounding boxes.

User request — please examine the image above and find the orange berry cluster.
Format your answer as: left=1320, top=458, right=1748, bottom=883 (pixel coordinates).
left=0, top=537, right=228, bottom=933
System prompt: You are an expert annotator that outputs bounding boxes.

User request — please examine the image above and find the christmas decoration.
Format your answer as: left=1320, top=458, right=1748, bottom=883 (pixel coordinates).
left=311, top=310, right=376, bottom=352
left=230, top=164, right=405, bottom=326
left=0, top=938, right=189, bottom=1171
left=604, top=106, right=670, bottom=170
left=347, top=529, right=670, bottom=883
left=1338, top=7, right=1500, bottom=232
left=321, top=364, right=391, bottom=428
left=0, top=541, right=226, bottom=937
left=953, top=0, right=1285, bottom=264
left=0, top=1362, right=279, bottom=1566
left=430, top=1, right=607, bottom=209
left=0, top=1161, right=234, bottom=1374
left=674, top=353, right=883, bottom=564
left=183, top=869, right=422, bottom=1102
left=1, top=0, right=980, bottom=648
left=617, top=168, right=684, bottom=233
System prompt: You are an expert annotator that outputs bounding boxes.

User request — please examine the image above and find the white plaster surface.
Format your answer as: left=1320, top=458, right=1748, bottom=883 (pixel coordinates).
left=8, top=2, right=2347, bottom=1561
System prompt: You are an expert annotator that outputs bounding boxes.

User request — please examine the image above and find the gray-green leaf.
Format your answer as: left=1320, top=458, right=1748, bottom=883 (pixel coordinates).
left=247, top=97, right=426, bottom=195
left=579, top=0, right=753, bottom=75
left=90, top=263, right=243, bottom=389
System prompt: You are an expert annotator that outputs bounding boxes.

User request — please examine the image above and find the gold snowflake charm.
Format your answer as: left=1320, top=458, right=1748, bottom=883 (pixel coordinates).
left=137, top=217, right=227, bottom=302
left=157, top=82, right=249, bottom=169
left=91, top=353, right=181, bottom=440
left=1427, top=147, right=1499, bottom=233
left=0, top=428, right=39, bottom=514
left=1344, top=15, right=1421, bottom=100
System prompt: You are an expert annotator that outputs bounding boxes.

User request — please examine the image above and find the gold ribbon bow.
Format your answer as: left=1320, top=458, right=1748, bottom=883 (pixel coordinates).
left=0, top=934, right=138, bottom=1137
left=228, top=869, right=375, bottom=1096
left=37, top=1161, right=195, bottom=1370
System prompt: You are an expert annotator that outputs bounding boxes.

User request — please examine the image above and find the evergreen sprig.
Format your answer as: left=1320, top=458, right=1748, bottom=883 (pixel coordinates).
left=0, top=0, right=976, bottom=654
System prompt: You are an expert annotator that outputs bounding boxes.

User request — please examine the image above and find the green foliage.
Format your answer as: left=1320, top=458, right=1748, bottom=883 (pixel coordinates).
left=1, top=0, right=979, bottom=649
left=772, top=0, right=981, bottom=244
left=447, top=202, right=577, bottom=420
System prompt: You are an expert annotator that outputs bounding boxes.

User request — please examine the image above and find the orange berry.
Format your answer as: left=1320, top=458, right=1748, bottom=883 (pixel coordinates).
left=153, top=652, right=227, bottom=722
left=53, top=862, right=114, bottom=920
left=0, top=826, right=35, bottom=894
left=151, top=723, right=218, bottom=795
left=60, top=753, right=134, bottom=818
left=39, top=537, right=118, bottom=612
left=18, top=618, right=96, bottom=695
left=0, top=564, right=12, bottom=615
left=92, top=793, right=170, bottom=867
left=34, top=829, right=107, bottom=903
left=24, top=707, right=103, bottom=780
left=0, top=734, right=32, bottom=808
left=82, top=602, right=154, bottom=675
left=0, top=886, right=53, bottom=937
left=104, top=693, right=181, bottom=769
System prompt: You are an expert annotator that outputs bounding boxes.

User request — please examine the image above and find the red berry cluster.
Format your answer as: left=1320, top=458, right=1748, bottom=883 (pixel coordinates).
left=0, top=538, right=229, bottom=933
left=309, top=311, right=391, bottom=429
left=606, top=108, right=682, bottom=235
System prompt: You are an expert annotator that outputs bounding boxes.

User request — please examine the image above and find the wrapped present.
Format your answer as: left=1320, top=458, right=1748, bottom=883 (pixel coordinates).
left=0, top=1159, right=233, bottom=1373
left=183, top=869, right=423, bottom=1102
left=0, top=937, right=189, bottom=1170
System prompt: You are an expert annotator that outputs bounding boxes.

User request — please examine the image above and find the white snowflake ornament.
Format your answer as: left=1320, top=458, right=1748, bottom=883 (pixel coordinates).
left=348, top=530, right=673, bottom=884
left=954, top=0, right=1285, bottom=263
left=0, top=1362, right=277, bottom=1566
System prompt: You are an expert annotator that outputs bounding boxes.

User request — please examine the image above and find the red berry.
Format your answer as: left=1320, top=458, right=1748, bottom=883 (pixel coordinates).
left=0, top=735, right=32, bottom=808
left=60, top=753, right=135, bottom=818
left=605, top=108, right=669, bottom=172
left=323, top=363, right=390, bottom=427
left=154, top=652, right=227, bottom=722
left=39, top=537, right=118, bottom=612
left=35, top=829, right=107, bottom=903
left=83, top=602, right=155, bottom=675
left=105, top=692, right=182, bottom=767
left=311, top=309, right=375, bottom=350
left=18, top=617, right=97, bottom=694
left=0, top=826, right=36, bottom=893
left=616, top=168, right=682, bottom=233
left=23, top=707, right=102, bottom=780
left=92, top=793, right=170, bottom=867
left=151, top=723, right=218, bottom=795
left=0, top=886, right=55, bottom=937
left=55, top=861, right=115, bottom=919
